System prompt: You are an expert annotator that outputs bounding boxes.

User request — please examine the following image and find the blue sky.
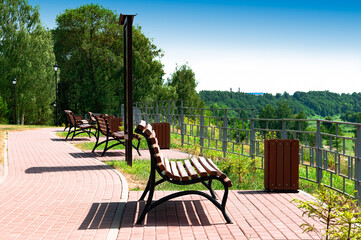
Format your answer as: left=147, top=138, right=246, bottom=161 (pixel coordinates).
left=28, top=0, right=361, bottom=94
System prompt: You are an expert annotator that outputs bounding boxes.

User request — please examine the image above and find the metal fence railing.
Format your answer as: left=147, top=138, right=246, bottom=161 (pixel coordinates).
left=130, top=100, right=361, bottom=203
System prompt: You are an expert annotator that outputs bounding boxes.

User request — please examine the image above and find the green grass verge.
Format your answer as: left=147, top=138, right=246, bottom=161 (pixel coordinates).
left=106, top=159, right=264, bottom=191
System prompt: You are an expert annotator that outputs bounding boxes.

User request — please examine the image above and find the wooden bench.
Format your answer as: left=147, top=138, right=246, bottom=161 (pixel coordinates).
left=64, top=110, right=96, bottom=140
left=135, top=120, right=232, bottom=224
left=92, top=114, right=141, bottom=156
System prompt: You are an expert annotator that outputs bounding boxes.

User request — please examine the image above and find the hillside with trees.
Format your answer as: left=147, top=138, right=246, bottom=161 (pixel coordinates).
left=199, top=90, right=361, bottom=120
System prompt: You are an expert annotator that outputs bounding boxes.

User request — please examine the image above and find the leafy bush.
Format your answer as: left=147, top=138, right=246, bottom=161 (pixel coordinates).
left=0, top=96, right=9, bottom=124
left=292, top=184, right=361, bottom=240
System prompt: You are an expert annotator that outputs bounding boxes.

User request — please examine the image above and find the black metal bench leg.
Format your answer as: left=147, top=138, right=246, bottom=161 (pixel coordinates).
left=134, top=139, right=141, bottom=156
left=71, top=128, right=77, bottom=140
left=92, top=130, right=100, bottom=152
left=101, top=135, right=109, bottom=156
left=201, top=180, right=217, bottom=199
left=139, top=178, right=166, bottom=201
left=136, top=163, right=156, bottom=224
left=65, top=126, right=72, bottom=139
left=139, top=180, right=150, bottom=201
left=221, top=182, right=232, bottom=224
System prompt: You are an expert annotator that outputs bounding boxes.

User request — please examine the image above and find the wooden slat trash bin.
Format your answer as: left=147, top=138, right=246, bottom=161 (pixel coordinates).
left=264, top=139, right=299, bottom=192
left=151, top=122, right=170, bottom=149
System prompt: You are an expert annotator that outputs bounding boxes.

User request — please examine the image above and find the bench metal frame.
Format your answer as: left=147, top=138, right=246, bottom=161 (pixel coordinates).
left=64, top=110, right=96, bottom=140
left=92, top=115, right=141, bottom=156
left=135, top=126, right=232, bottom=224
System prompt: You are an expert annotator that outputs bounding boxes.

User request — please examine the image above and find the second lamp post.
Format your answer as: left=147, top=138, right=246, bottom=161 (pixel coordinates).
left=12, top=78, right=17, bottom=124
left=53, top=63, right=58, bottom=126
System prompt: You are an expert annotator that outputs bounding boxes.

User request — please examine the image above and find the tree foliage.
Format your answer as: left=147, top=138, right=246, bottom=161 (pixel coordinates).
left=167, top=64, right=204, bottom=109
left=200, top=90, right=361, bottom=120
left=53, top=4, right=165, bottom=115
left=0, top=96, right=8, bottom=124
left=0, top=0, right=55, bottom=124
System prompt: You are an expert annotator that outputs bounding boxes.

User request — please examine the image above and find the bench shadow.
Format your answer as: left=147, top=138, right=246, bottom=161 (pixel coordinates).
left=79, top=200, right=214, bottom=230
left=25, top=165, right=111, bottom=174
left=119, top=200, right=214, bottom=227
left=78, top=202, right=119, bottom=230
left=50, top=138, right=92, bottom=142
left=69, top=151, right=125, bottom=158
left=236, top=190, right=299, bottom=195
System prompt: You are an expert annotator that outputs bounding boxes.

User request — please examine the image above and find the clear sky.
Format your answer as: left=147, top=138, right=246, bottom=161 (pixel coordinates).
left=28, top=0, right=361, bottom=94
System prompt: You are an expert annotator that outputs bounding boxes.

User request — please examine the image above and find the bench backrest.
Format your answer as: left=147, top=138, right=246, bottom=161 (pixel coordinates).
left=64, top=110, right=77, bottom=127
left=109, top=116, right=122, bottom=133
left=94, top=114, right=109, bottom=136
left=94, top=115, right=123, bottom=136
left=136, top=120, right=174, bottom=179
left=136, top=120, right=233, bottom=186
left=88, top=112, right=96, bottom=123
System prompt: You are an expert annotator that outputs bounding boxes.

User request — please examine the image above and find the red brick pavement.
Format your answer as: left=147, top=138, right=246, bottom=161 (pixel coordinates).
left=118, top=190, right=324, bottom=240
left=0, top=129, right=124, bottom=240
left=1, top=128, right=325, bottom=240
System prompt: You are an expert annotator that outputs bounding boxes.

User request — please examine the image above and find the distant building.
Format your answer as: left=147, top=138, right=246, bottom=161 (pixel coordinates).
left=247, top=92, right=264, bottom=96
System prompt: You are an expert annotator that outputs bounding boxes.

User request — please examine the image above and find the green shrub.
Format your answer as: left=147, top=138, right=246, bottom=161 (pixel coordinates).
left=292, top=184, right=361, bottom=240
left=0, top=96, right=9, bottom=124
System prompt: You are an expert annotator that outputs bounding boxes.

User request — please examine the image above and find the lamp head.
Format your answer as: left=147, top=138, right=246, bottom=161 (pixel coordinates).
left=53, top=63, right=58, bottom=72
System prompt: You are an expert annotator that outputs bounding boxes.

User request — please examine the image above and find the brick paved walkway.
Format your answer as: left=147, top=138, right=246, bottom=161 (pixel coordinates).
left=0, top=128, right=325, bottom=240
left=0, top=128, right=125, bottom=240
left=118, top=191, right=323, bottom=240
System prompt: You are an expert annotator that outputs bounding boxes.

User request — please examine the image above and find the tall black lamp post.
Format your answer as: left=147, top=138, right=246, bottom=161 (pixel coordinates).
left=12, top=78, right=17, bottom=124
left=53, top=63, right=58, bottom=126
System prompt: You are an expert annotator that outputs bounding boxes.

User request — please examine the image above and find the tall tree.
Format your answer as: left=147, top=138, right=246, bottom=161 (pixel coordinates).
left=0, top=0, right=55, bottom=124
left=53, top=4, right=165, bottom=115
left=167, top=64, right=204, bottom=109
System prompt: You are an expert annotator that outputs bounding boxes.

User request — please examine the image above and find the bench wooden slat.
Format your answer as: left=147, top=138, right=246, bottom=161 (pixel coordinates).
left=144, top=124, right=153, bottom=136
left=164, top=157, right=172, bottom=178
left=137, top=120, right=146, bottom=131
left=155, top=153, right=165, bottom=171
left=95, top=116, right=107, bottom=135
left=204, top=158, right=232, bottom=187
left=153, top=144, right=160, bottom=154
left=170, top=161, right=180, bottom=181
left=198, top=157, right=217, bottom=176
left=191, top=158, right=207, bottom=177
left=184, top=160, right=198, bottom=179
left=205, top=158, right=226, bottom=179
left=149, top=132, right=157, bottom=144
left=223, top=177, right=233, bottom=187
left=176, top=161, right=189, bottom=181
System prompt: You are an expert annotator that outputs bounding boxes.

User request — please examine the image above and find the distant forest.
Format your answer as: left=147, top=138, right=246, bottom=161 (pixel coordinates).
left=199, top=90, right=361, bottom=123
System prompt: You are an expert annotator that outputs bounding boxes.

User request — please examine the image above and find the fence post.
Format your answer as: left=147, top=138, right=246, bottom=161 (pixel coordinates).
left=315, top=120, right=323, bottom=184
left=200, top=109, right=205, bottom=153
left=143, top=102, right=148, bottom=123
left=121, top=104, right=124, bottom=120
left=180, top=100, right=184, bottom=147
left=222, top=110, right=228, bottom=158
left=167, top=100, right=171, bottom=124
left=281, top=120, right=287, bottom=139
left=155, top=102, right=160, bottom=122
left=250, top=109, right=255, bottom=159
left=355, top=126, right=361, bottom=204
